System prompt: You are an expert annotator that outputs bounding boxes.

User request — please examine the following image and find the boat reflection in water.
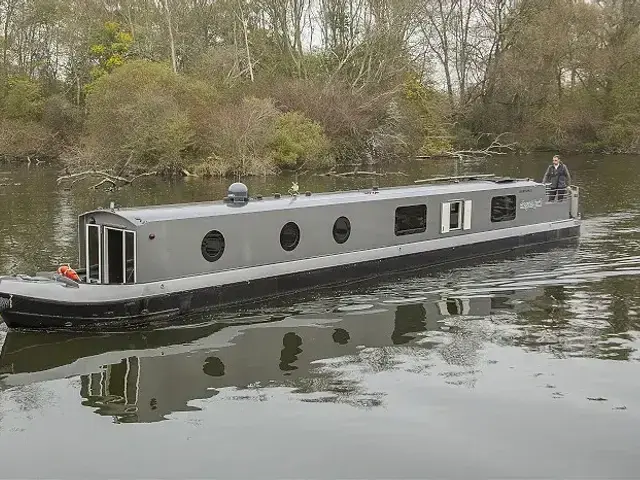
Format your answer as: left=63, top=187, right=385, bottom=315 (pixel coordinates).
left=0, top=294, right=527, bottom=423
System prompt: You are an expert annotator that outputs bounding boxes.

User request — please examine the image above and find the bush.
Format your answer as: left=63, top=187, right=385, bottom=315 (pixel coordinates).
left=2, top=76, right=44, bottom=121
left=268, top=112, right=332, bottom=170
left=597, top=115, right=640, bottom=153
left=398, top=74, right=453, bottom=156
left=256, top=77, right=390, bottom=163
left=0, top=119, right=61, bottom=160
left=40, top=94, right=83, bottom=142
left=83, top=60, right=215, bottom=173
left=191, top=96, right=281, bottom=177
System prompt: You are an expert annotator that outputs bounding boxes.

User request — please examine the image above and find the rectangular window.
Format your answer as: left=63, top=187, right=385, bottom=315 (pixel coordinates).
left=125, top=231, right=136, bottom=284
left=86, top=224, right=102, bottom=283
left=395, top=204, right=427, bottom=236
left=450, top=201, right=462, bottom=230
left=103, top=227, right=137, bottom=284
left=105, top=228, right=124, bottom=284
left=491, top=195, right=517, bottom=222
left=441, top=200, right=472, bottom=233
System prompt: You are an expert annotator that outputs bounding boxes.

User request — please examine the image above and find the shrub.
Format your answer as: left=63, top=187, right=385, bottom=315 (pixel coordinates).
left=0, top=119, right=61, bottom=160
left=397, top=74, right=453, bottom=156
left=268, top=112, right=332, bottom=170
left=256, top=77, right=390, bottom=163
left=40, top=94, right=83, bottom=142
left=83, top=60, right=214, bottom=173
left=2, top=76, right=44, bottom=121
left=598, top=115, right=640, bottom=153
left=190, top=96, right=281, bottom=177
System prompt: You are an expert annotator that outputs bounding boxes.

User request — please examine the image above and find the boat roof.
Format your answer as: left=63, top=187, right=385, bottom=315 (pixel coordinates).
left=83, top=177, right=540, bottom=226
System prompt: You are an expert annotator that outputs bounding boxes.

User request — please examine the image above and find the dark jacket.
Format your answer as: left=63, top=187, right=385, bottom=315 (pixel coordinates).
left=543, top=162, right=571, bottom=189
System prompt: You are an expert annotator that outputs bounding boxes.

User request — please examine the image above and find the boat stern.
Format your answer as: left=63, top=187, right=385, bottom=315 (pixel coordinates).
left=0, top=273, right=175, bottom=331
left=0, top=290, right=13, bottom=316
left=0, top=274, right=91, bottom=329
left=569, top=185, right=581, bottom=219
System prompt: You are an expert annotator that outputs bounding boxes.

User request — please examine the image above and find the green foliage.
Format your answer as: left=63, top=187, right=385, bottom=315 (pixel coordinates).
left=268, top=112, right=332, bottom=170
left=4, top=0, right=640, bottom=169
left=2, top=77, right=44, bottom=121
left=86, top=22, right=134, bottom=91
left=597, top=115, right=640, bottom=153
left=85, top=61, right=333, bottom=176
left=0, top=77, right=66, bottom=160
left=398, top=73, right=453, bottom=156
left=84, top=60, right=206, bottom=172
left=40, top=94, right=83, bottom=141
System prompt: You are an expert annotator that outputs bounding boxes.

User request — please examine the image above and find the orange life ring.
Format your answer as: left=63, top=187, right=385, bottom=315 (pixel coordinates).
left=57, top=265, right=80, bottom=282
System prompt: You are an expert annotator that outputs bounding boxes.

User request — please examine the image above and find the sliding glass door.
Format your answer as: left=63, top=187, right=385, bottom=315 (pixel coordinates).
left=86, top=225, right=136, bottom=284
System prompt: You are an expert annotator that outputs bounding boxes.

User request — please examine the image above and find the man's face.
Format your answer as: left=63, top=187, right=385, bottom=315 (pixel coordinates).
left=553, top=157, right=559, bottom=166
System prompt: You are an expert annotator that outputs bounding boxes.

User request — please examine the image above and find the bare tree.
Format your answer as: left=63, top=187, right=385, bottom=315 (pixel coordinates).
left=161, top=0, right=178, bottom=72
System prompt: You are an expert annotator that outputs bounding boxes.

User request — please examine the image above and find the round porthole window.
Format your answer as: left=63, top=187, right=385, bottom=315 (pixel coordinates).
left=201, top=230, right=225, bottom=262
left=333, top=216, right=351, bottom=244
left=280, top=222, right=300, bottom=251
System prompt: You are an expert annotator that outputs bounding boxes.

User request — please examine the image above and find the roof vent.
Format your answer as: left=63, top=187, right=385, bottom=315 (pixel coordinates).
left=226, top=182, right=249, bottom=204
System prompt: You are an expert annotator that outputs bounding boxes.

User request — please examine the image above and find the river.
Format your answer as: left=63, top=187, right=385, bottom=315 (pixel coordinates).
left=0, top=154, right=639, bottom=478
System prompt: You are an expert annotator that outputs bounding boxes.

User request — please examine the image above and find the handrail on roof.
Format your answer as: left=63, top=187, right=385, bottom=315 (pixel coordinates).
left=414, top=174, right=496, bottom=184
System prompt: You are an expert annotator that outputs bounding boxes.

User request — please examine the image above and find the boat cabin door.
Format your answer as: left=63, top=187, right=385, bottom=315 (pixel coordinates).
left=85, top=224, right=136, bottom=284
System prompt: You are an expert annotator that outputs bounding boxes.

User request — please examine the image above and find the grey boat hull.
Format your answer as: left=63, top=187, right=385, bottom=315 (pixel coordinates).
left=0, top=221, right=580, bottom=331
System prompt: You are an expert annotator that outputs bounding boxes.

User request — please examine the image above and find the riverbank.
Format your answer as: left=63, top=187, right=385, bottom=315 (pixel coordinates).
left=2, top=57, right=639, bottom=180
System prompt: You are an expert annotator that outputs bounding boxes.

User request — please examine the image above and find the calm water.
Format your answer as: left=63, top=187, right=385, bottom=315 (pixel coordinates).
left=1, top=154, right=640, bottom=478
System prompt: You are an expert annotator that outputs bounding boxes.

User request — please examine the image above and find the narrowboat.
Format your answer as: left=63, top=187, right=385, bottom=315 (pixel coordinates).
left=0, top=175, right=582, bottom=331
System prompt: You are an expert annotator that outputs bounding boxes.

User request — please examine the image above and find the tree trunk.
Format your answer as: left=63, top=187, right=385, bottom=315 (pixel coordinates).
left=162, top=0, right=178, bottom=73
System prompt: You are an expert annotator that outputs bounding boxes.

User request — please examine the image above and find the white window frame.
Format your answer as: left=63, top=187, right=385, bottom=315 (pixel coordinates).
left=441, top=200, right=473, bottom=233
left=85, top=224, right=102, bottom=284
left=463, top=199, right=472, bottom=230
left=103, top=227, right=137, bottom=284
left=124, top=357, right=140, bottom=406
left=125, top=230, right=137, bottom=284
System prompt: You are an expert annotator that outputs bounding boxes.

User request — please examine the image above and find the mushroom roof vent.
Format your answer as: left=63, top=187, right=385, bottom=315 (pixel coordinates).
left=226, top=182, right=249, bottom=204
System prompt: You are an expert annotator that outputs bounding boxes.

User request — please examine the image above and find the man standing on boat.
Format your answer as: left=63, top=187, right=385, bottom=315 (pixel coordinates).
left=543, top=155, right=571, bottom=201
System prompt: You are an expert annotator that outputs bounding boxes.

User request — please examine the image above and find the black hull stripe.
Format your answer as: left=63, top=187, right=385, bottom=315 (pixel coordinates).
left=0, top=225, right=580, bottom=330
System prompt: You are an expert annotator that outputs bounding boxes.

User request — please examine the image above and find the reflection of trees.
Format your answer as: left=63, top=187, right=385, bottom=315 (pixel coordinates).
left=511, top=277, right=639, bottom=361
left=0, top=166, right=64, bottom=274
left=586, top=275, right=639, bottom=361
left=279, top=332, right=303, bottom=373
left=332, top=328, right=350, bottom=345
left=203, top=356, right=225, bottom=377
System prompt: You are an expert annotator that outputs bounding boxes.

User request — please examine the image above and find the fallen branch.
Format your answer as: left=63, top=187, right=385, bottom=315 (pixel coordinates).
left=181, top=168, right=197, bottom=177
left=57, top=169, right=158, bottom=189
left=129, top=171, right=159, bottom=182
left=337, top=170, right=385, bottom=177
left=414, top=174, right=496, bottom=184
left=417, top=132, right=518, bottom=160
left=57, top=169, right=126, bottom=184
left=315, top=170, right=408, bottom=178
left=91, top=178, right=117, bottom=189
